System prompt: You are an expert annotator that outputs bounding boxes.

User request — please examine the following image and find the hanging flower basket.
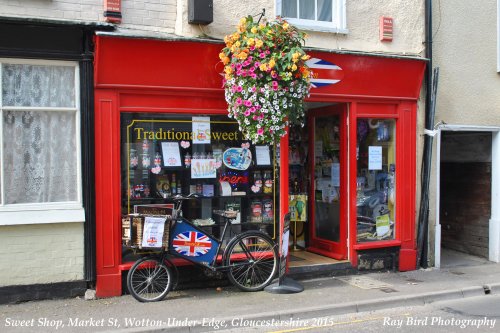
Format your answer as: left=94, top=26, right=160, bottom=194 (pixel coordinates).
left=220, top=16, right=312, bottom=144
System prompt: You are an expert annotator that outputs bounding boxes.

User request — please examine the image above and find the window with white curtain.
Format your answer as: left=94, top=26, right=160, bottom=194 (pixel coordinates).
left=0, top=60, right=83, bottom=225
left=277, top=0, right=347, bottom=33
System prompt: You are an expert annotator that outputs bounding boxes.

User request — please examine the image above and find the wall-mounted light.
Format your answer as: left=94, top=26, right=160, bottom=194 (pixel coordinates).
left=188, top=0, right=213, bottom=25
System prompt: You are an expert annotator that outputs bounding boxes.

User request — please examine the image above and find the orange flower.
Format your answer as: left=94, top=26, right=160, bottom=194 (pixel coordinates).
left=219, top=52, right=226, bottom=60
left=222, top=56, right=230, bottom=65
left=269, top=58, right=276, bottom=68
left=255, top=39, right=263, bottom=48
left=224, top=66, right=233, bottom=75
left=238, top=50, right=248, bottom=60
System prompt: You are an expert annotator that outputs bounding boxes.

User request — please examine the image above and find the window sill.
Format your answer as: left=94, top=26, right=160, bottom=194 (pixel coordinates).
left=283, top=18, right=348, bottom=34
left=0, top=207, right=85, bottom=226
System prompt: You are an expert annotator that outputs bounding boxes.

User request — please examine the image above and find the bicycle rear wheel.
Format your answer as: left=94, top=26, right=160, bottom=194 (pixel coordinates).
left=127, top=256, right=173, bottom=302
left=224, top=231, right=278, bottom=292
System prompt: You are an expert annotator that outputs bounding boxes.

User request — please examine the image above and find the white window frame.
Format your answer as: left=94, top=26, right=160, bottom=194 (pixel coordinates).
left=276, top=0, right=348, bottom=34
left=0, top=58, right=84, bottom=225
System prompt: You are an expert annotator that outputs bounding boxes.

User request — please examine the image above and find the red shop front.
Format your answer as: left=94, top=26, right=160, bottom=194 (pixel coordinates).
left=93, top=35, right=425, bottom=297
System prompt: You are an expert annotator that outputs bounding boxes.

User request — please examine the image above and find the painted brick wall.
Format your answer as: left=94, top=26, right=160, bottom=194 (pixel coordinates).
left=0, top=0, right=177, bottom=32
left=0, top=0, right=102, bottom=21
left=121, top=0, right=176, bottom=33
left=0, top=223, right=84, bottom=286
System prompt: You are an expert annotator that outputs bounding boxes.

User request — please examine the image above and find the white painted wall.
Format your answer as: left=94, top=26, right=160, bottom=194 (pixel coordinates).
left=432, top=0, right=500, bottom=125
left=179, top=0, right=425, bottom=56
left=1, top=1, right=425, bottom=54
left=0, top=223, right=84, bottom=286
left=428, top=0, right=500, bottom=266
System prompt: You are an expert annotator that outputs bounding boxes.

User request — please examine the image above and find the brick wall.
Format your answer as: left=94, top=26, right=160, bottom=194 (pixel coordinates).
left=0, top=0, right=177, bottom=32
left=121, top=0, right=176, bottom=33
left=0, top=0, right=102, bottom=21
left=0, top=223, right=84, bottom=286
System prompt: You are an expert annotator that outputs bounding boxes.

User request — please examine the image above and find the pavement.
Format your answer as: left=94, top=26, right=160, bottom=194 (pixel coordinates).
left=1, top=249, right=500, bottom=333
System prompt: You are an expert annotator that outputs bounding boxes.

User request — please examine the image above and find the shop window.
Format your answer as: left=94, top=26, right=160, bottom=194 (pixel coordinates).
left=0, top=60, right=83, bottom=225
left=277, top=0, right=347, bottom=33
left=356, top=119, right=396, bottom=243
left=121, top=113, right=278, bottom=255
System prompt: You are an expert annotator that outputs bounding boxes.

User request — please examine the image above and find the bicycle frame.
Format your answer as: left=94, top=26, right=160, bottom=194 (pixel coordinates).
left=162, top=197, right=255, bottom=272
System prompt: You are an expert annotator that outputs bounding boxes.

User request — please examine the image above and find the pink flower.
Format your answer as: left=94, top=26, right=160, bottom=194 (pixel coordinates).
left=244, top=110, right=251, bottom=116
left=236, top=97, right=242, bottom=105
left=236, top=86, right=243, bottom=92
left=244, top=100, right=252, bottom=107
left=249, top=107, right=256, bottom=113
left=259, top=52, right=266, bottom=58
left=257, top=128, right=264, bottom=135
left=251, top=74, right=257, bottom=79
left=254, top=62, right=260, bottom=68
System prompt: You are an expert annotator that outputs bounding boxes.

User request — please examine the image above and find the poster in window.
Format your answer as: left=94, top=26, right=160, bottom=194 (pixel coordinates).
left=255, top=146, right=271, bottom=165
left=368, top=146, right=382, bottom=170
left=191, top=159, right=217, bottom=179
left=192, top=116, right=211, bottom=144
left=161, top=142, right=182, bottom=167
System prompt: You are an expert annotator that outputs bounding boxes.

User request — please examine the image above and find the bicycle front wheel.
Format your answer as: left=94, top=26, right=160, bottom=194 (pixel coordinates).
left=224, top=231, right=278, bottom=292
left=127, top=256, right=173, bottom=302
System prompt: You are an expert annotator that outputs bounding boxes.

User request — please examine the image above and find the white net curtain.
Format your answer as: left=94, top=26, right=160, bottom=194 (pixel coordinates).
left=1, top=64, right=77, bottom=204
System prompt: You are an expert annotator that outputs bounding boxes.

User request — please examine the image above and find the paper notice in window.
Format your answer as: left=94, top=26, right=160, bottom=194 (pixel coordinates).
left=192, top=116, right=211, bottom=144
left=331, top=163, right=340, bottom=186
left=161, top=142, right=182, bottom=166
left=255, top=145, right=271, bottom=165
left=368, top=146, right=382, bottom=170
left=142, top=216, right=166, bottom=248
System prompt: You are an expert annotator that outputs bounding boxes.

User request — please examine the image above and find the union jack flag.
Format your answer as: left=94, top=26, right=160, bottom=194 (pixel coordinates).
left=306, top=58, right=344, bottom=88
left=172, top=231, right=212, bottom=257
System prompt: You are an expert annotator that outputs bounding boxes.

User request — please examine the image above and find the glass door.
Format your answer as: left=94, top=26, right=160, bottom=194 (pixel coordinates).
left=307, top=105, right=347, bottom=259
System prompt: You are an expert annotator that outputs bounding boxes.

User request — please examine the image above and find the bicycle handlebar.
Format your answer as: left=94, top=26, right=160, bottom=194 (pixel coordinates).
left=172, top=193, right=202, bottom=201
left=212, top=210, right=238, bottom=219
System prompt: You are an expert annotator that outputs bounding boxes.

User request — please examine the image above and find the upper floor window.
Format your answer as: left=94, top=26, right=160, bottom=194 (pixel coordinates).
left=277, top=0, right=347, bottom=33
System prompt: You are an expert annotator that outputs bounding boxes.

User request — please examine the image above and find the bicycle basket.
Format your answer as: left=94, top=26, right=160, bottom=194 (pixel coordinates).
left=122, top=215, right=171, bottom=249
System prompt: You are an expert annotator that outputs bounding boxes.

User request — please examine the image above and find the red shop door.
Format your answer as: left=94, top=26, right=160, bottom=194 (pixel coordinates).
left=307, top=104, right=348, bottom=260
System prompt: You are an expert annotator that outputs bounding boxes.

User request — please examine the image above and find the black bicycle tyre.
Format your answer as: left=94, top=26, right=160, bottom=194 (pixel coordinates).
left=127, top=256, right=173, bottom=302
left=224, top=231, right=278, bottom=292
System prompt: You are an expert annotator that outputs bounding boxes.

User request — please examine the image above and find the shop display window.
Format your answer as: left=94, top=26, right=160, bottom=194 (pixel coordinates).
left=120, top=113, right=278, bottom=250
left=356, top=119, right=396, bottom=242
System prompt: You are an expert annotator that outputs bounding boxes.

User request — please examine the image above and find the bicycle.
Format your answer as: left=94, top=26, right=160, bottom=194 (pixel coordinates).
left=126, top=194, right=279, bottom=302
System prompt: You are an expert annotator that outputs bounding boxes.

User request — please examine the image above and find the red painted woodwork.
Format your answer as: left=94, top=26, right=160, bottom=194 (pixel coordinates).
left=94, top=35, right=425, bottom=297
left=306, top=105, right=348, bottom=260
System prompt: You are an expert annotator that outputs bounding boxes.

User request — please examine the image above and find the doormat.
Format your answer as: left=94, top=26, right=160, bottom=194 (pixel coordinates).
left=336, top=276, right=393, bottom=289
left=289, top=255, right=306, bottom=262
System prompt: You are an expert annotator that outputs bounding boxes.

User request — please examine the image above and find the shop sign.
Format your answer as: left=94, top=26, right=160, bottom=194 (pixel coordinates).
left=306, top=58, right=344, bottom=88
